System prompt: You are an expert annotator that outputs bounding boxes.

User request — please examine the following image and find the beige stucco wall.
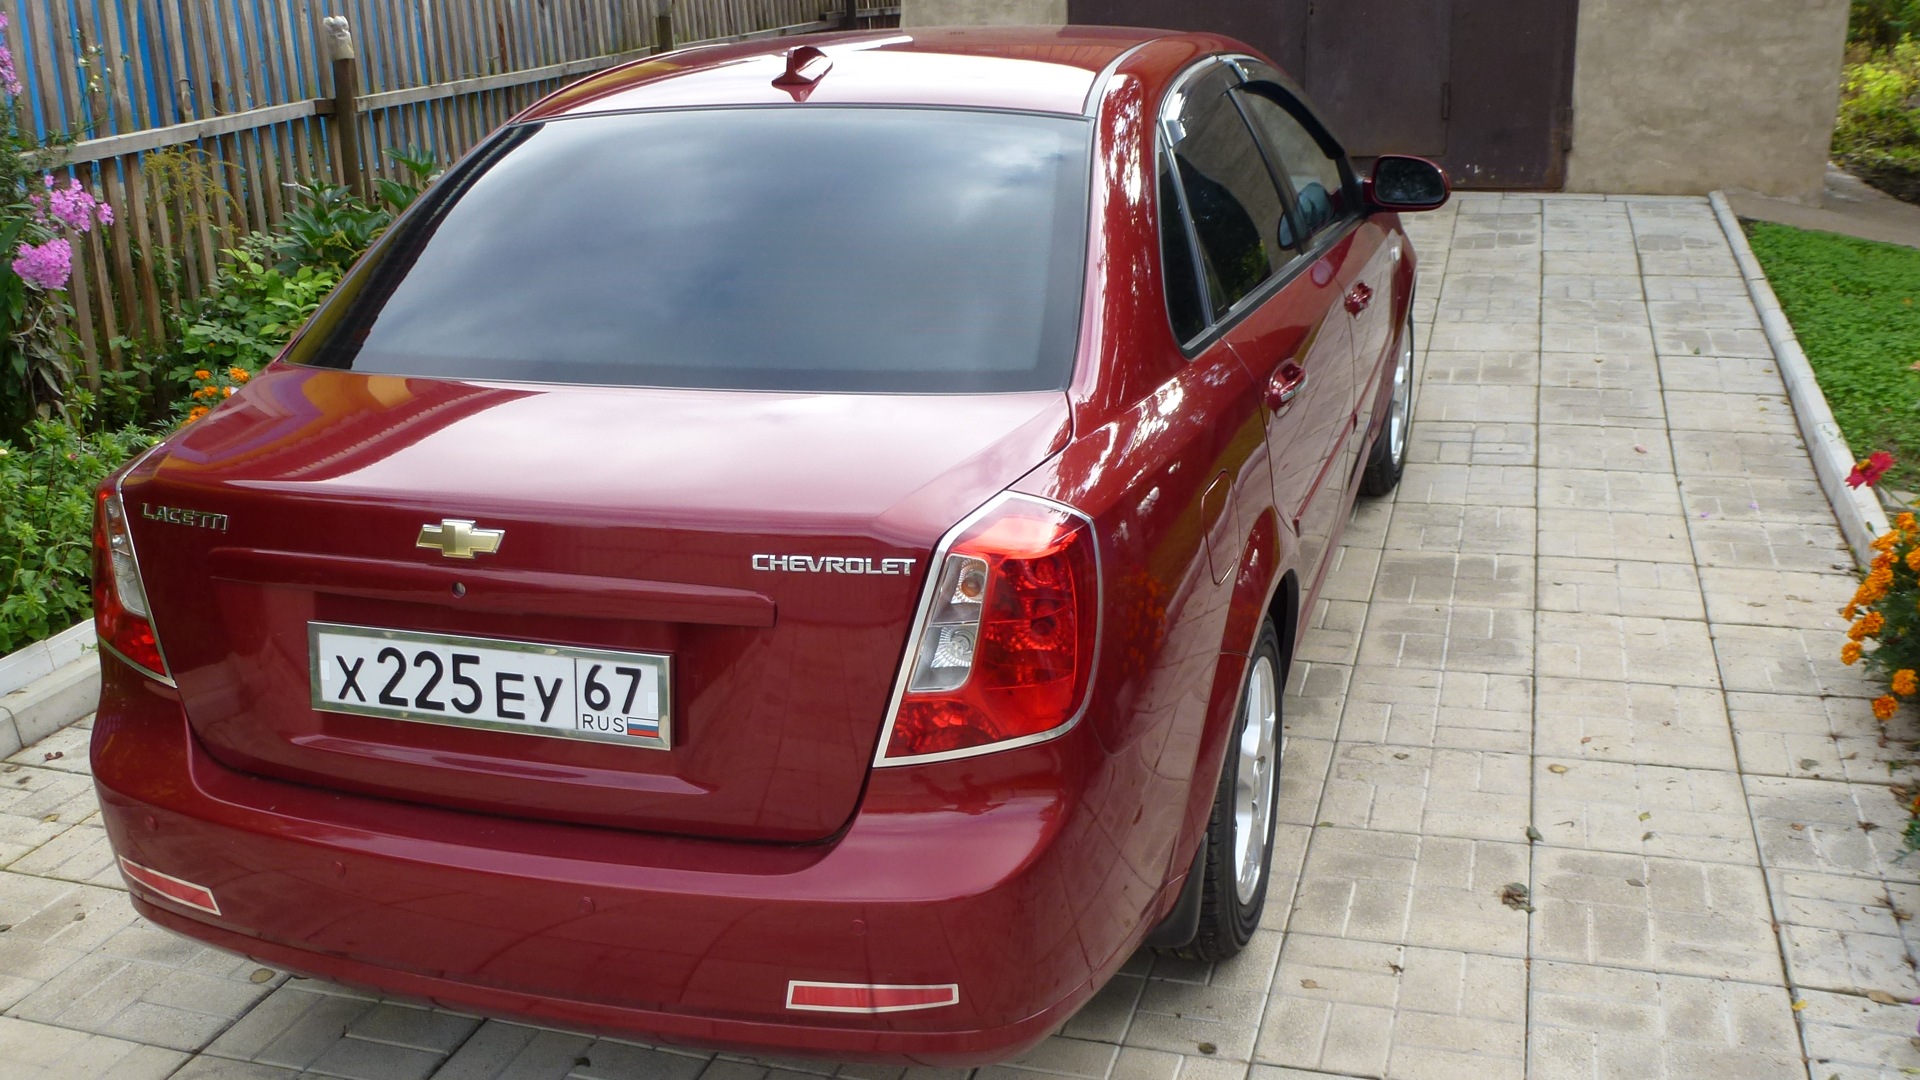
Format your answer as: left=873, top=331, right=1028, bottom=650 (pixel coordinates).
left=901, top=0, right=1066, bottom=26
left=1566, top=0, right=1850, bottom=198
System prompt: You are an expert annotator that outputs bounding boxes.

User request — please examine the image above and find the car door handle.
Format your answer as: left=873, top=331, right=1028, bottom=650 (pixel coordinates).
left=1344, top=282, right=1374, bottom=315
left=1265, top=363, right=1308, bottom=411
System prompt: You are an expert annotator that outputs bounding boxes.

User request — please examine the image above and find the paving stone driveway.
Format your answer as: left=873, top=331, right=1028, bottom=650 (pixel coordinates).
left=3, top=193, right=1919, bottom=1080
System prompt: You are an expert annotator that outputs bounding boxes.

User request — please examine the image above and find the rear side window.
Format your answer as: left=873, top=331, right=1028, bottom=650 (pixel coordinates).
left=1157, top=156, right=1208, bottom=344
left=1236, top=89, right=1352, bottom=246
left=289, top=107, right=1092, bottom=393
left=1163, top=67, right=1292, bottom=317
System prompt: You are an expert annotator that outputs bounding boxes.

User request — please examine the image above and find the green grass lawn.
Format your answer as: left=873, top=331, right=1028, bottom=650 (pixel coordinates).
left=1746, top=221, right=1920, bottom=491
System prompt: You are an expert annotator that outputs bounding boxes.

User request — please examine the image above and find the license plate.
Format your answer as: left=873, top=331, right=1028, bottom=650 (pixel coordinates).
left=308, top=622, right=671, bottom=749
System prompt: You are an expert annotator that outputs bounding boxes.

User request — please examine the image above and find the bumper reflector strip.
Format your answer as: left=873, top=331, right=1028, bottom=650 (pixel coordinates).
left=118, top=856, right=221, bottom=916
left=785, top=981, right=959, bottom=1014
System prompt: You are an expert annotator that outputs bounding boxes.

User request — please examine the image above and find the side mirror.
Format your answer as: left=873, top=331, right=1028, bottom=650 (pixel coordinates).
left=1365, top=155, right=1450, bottom=212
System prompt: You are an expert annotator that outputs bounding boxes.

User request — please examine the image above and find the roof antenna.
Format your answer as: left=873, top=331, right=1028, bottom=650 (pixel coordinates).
left=773, top=45, right=832, bottom=91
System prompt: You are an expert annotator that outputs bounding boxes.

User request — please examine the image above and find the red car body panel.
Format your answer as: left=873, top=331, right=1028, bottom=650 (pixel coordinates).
left=90, top=26, right=1424, bottom=1064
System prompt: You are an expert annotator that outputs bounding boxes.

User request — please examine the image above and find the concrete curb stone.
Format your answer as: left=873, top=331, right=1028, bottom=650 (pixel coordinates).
left=0, top=622, right=99, bottom=759
left=1709, top=190, right=1889, bottom=567
left=0, top=621, right=92, bottom=697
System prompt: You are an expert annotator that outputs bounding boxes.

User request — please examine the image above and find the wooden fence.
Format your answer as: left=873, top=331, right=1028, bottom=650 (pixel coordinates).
left=6, top=0, right=899, bottom=381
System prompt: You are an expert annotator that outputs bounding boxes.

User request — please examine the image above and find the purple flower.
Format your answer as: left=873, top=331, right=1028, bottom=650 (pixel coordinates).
left=0, top=16, right=19, bottom=97
left=13, top=238, right=72, bottom=290
left=46, top=178, right=102, bottom=233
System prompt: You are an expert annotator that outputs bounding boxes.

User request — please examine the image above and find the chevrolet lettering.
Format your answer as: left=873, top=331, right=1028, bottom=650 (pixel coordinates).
left=88, top=28, right=1446, bottom=1067
left=751, top=554, right=917, bottom=575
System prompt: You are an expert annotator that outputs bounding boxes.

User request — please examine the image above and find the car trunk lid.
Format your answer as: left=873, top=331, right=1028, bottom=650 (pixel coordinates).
left=124, top=366, right=1070, bottom=842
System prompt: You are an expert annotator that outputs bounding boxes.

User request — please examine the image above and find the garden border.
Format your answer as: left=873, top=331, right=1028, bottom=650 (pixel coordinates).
left=0, top=621, right=97, bottom=757
left=1710, top=190, right=1889, bottom=566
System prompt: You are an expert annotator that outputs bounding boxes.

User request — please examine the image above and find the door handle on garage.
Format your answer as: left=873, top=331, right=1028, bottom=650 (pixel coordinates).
left=1265, top=362, right=1308, bottom=411
left=1344, top=282, right=1374, bottom=315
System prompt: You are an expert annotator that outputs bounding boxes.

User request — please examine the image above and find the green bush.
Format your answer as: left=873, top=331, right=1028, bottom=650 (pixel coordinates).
left=1835, top=41, right=1920, bottom=201
left=0, top=407, right=157, bottom=654
left=170, top=235, right=338, bottom=419
left=1853, top=0, right=1920, bottom=51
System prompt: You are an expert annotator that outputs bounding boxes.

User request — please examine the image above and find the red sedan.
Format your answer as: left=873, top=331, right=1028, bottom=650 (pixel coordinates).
left=89, top=26, right=1446, bottom=1066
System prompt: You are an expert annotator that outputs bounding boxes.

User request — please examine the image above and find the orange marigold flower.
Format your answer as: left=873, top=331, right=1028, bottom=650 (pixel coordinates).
left=1894, top=670, right=1918, bottom=695
left=1874, top=551, right=1896, bottom=572
left=193, top=368, right=211, bottom=380
left=1842, top=641, right=1864, bottom=665
left=222, top=386, right=233, bottom=397
left=1870, top=567, right=1895, bottom=592
left=229, top=366, right=249, bottom=382
left=1901, top=512, right=1918, bottom=533
left=1843, top=602, right=1859, bottom=620
left=1907, top=549, right=1920, bottom=573
left=1862, top=611, right=1887, bottom=635
left=1874, top=695, right=1899, bottom=721
left=1874, top=532, right=1899, bottom=552
left=185, top=405, right=209, bottom=422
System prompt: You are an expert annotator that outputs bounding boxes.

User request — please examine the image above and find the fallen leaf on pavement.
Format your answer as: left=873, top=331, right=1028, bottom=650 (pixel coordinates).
left=1869, top=990, right=1903, bottom=1005
left=1499, top=883, right=1534, bottom=912
left=1548, top=764, right=1569, bottom=774
left=1300, top=979, right=1321, bottom=990
left=1526, top=825, right=1544, bottom=842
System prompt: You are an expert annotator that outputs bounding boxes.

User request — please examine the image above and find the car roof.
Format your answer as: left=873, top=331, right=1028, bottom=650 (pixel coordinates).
left=523, top=26, right=1191, bottom=120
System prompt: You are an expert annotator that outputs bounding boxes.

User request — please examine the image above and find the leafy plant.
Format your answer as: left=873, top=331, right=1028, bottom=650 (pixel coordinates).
left=267, top=147, right=437, bottom=274
left=0, top=11, right=116, bottom=441
left=0, top=405, right=157, bottom=654
left=1853, top=0, right=1920, bottom=52
left=170, top=235, right=336, bottom=421
left=375, top=145, right=438, bottom=214
left=1835, top=40, right=1920, bottom=202
left=268, top=180, right=388, bottom=274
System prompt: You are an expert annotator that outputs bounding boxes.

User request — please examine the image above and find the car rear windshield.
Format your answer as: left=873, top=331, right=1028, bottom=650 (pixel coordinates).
left=287, top=106, right=1092, bottom=393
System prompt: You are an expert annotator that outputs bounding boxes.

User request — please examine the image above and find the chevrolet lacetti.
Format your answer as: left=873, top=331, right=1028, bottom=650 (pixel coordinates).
left=88, top=26, right=1448, bottom=1065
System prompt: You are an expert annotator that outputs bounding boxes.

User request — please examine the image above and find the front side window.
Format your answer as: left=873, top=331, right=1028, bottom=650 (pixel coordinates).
left=289, top=107, right=1092, bottom=393
left=1236, top=88, right=1352, bottom=247
left=1163, top=66, right=1292, bottom=318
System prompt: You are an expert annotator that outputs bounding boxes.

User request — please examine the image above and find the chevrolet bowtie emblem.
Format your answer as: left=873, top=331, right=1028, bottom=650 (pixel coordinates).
left=416, top=519, right=504, bottom=559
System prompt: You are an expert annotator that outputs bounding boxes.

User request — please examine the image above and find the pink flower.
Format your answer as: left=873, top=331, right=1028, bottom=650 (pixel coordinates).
left=1848, top=451, right=1896, bottom=489
left=0, top=17, right=20, bottom=96
left=46, top=178, right=102, bottom=233
left=12, top=238, right=72, bottom=290
left=95, top=202, right=112, bottom=226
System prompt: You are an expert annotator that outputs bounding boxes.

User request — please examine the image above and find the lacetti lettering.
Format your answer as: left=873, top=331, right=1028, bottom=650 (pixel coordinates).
left=142, top=503, right=229, bottom=532
left=752, top=554, right=916, bottom=575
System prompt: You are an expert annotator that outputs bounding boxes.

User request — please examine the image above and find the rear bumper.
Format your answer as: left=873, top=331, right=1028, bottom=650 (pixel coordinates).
left=91, top=662, right=1145, bottom=1065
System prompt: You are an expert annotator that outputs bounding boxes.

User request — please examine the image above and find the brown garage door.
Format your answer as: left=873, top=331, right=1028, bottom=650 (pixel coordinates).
left=1067, top=0, right=1577, bottom=190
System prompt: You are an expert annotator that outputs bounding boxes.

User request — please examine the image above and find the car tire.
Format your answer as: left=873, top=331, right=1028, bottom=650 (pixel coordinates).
left=1359, top=307, right=1416, bottom=497
left=1160, top=619, right=1283, bottom=961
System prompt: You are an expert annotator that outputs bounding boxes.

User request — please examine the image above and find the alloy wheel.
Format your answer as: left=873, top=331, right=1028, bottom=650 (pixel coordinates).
left=1233, top=654, right=1279, bottom=905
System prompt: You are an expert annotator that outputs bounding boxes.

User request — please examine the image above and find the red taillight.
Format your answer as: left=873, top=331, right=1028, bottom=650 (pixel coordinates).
left=93, top=485, right=170, bottom=682
left=878, top=494, right=1098, bottom=764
